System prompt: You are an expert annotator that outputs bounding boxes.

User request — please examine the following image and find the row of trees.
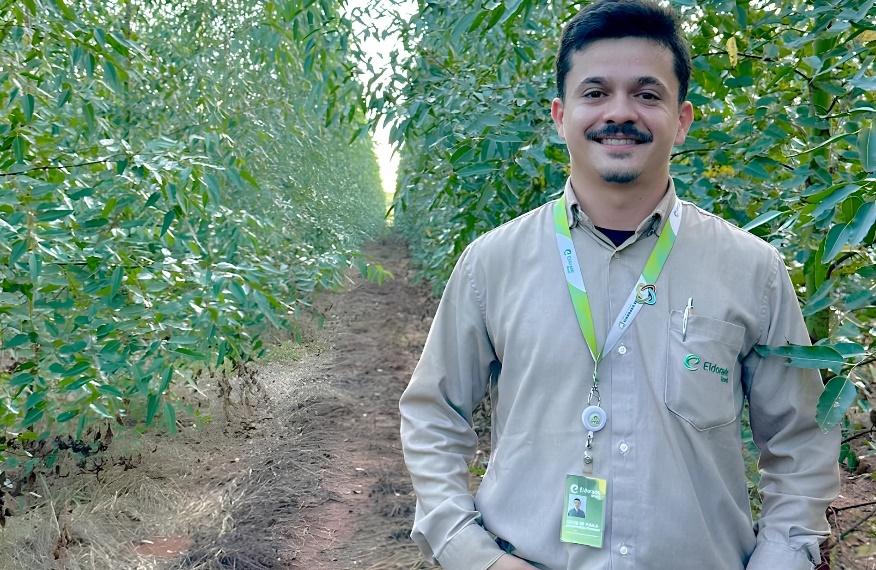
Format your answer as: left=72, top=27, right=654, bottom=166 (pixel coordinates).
left=0, top=0, right=384, bottom=474
left=368, top=0, right=875, bottom=440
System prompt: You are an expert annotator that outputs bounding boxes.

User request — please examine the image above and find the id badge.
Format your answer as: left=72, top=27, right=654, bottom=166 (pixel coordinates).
left=560, top=473, right=607, bottom=547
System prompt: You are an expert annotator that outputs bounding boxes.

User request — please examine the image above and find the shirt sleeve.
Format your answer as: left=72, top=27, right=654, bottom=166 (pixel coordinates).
left=742, top=251, right=841, bottom=570
left=399, top=244, right=506, bottom=570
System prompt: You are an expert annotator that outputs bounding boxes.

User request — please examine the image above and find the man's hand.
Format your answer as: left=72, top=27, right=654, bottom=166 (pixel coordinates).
left=488, top=554, right=539, bottom=569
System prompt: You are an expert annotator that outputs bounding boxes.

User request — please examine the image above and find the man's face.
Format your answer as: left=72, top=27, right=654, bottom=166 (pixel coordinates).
left=574, top=499, right=581, bottom=508
left=550, top=37, right=693, bottom=188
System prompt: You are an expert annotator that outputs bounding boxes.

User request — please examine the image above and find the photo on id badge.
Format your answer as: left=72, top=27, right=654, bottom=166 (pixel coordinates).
left=561, top=474, right=606, bottom=548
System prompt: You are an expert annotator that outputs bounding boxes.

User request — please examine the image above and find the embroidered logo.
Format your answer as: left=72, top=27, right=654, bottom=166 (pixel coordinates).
left=683, top=353, right=729, bottom=383
left=682, top=353, right=701, bottom=371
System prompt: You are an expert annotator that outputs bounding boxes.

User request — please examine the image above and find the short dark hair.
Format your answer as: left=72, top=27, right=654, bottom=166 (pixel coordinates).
left=555, top=0, right=691, bottom=104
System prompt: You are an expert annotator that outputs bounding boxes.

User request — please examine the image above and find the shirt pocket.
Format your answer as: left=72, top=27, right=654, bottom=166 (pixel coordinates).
left=664, top=310, right=745, bottom=431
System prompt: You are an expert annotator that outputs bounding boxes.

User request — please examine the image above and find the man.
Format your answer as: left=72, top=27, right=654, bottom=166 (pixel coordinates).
left=567, top=498, right=586, bottom=519
left=399, top=1, right=840, bottom=569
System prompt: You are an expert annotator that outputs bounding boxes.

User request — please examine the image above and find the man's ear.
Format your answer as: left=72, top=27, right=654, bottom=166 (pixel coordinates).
left=674, top=101, right=694, bottom=145
left=551, top=97, right=566, bottom=140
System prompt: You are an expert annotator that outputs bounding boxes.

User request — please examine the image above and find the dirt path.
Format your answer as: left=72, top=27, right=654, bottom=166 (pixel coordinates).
left=277, top=237, right=433, bottom=569
left=173, top=235, right=434, bottom=570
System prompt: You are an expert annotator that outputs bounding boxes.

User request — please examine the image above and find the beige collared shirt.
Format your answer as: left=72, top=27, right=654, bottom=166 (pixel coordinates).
left=399, top=179, right=840, bottom=570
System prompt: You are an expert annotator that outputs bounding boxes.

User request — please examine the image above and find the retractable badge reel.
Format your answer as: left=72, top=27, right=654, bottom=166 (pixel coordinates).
left=581, top=404, right=607, bottom=465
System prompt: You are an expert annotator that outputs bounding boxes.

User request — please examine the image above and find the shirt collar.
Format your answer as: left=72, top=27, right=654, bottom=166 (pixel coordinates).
left=563, top=178, right=678, bottom=239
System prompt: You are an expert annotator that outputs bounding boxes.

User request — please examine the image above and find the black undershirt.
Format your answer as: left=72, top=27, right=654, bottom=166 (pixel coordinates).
left=596, top=226, right=635, bottom=247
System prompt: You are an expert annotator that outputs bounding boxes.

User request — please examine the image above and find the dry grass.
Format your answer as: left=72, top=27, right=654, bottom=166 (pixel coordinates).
left=0, top=328, right=344, bottom=570
left=0, top=471, right=211, bottom=569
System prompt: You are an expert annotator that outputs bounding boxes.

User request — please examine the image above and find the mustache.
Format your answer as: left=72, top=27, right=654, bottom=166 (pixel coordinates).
left=586, top=124, right=653, bottom=143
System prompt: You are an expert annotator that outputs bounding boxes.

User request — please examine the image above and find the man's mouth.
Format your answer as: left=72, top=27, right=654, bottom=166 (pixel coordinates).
left=587, top=128, right=652, bottom=146
left=597, top=138, right=642, bottom=146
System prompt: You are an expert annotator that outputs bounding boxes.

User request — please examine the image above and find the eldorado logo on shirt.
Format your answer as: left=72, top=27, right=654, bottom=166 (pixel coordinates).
left=683, top=353, right=729, bottom=383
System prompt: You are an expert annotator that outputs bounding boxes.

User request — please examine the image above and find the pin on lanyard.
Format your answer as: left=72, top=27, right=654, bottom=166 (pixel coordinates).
left=553, top=195, right=682, bottom=469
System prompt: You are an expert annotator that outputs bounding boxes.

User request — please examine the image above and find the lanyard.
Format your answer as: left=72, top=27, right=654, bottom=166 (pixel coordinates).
left=553, top=195, right=683, bottom=401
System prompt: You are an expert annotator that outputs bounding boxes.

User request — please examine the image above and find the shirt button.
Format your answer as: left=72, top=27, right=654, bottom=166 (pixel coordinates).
left=617, top=345, right=627, bottom=355
left=618, top=441, right=630, bottom=454
left=619, top=544, right=630, bottom=556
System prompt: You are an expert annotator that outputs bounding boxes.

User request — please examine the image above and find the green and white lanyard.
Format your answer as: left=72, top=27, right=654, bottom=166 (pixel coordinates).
left=553, top=195, right=683, bottom=468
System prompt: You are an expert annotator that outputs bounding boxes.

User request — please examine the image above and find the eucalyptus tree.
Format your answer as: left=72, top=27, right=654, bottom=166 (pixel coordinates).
left=0, top=0, right=383, bottom=473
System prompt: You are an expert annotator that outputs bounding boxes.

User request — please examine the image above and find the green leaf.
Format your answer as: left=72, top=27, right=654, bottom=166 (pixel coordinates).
left=59, top=341, right=88, bottom=354
left=789, top=129, right=857, bottom=157
left=160, top=209, right=175, bottom=236
left=97, top=384, right=124, bottom=398
left=12, top=135, right=24, bottom=162
left=847, top=202, right=876, bottom=245
left=164, top=402, right=177, bottom=434
left=802, top=279, right=834, bottom=316
left=501, top=0, right=526, bottom=23
left=10, top=240, right=27, bottom=266
left=146, top=393, right=160, bottom=424
left=823, top=222, right=851, bottom=262
left=754, top=344, right=845, bottom=371
left=29, top=252, right=42, bottom=280
left=816, top=376, right=857, bottom=432
left=56, top=410, right=79, bottom=423
left=839, top=442, right=859, bottom=471
left=110, top=266, right=123, bottom=297
left=845, top=290, right=875, bottom=311
left=859, top=121, right=876, bottom=172
left=159, top=367, right=174, bottom=393
left=58, top=376, right=90, bottom=391
left=3, top=334, right=31, bottom=349
left=62, top=361, right=92, bottom=378
left=742, top=210, right=782, bottom=232
left=56, top=87, right=72, bottom=108
left=89, top=403, right=113, bottom=419
left=23, top=93, right=34, bottom=121
left=103, top=60, right=123, bottom=92
left=20, top=407, right=44, bottom=428
left=456, top=163, right=494, bottom=177
left=828, top=342, right=867, bottom=358
left=9, top=372, right=35, bottom=387
left=204, top=174, right=221, bottom=204
left=809, top=184, right=859, bottom=219
left=36, top=209, right=74, bottom=222
left=174, top=347, right=207, bottom=360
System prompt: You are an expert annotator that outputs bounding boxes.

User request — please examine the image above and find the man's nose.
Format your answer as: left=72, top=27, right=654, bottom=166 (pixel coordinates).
left=602, top=95, right=638, bottom=124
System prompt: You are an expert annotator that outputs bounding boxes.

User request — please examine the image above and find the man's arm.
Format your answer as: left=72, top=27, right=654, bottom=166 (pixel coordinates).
left=742, top=251, right=841, bottom=570
left=399, top=245, right=506, bottom=570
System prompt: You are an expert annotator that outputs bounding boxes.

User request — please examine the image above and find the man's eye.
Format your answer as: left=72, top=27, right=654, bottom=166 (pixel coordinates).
left=583, top=91, right=604, bottom=98
left=639, top=92, right=660, bottom=101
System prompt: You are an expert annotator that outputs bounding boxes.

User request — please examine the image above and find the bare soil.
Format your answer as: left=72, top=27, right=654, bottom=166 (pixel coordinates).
left=1, top=236, right=873, bottom=569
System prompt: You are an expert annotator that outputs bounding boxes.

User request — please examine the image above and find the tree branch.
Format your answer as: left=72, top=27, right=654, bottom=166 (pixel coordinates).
left=670, top=147, right=713, bottom=159
left=842, top=428, right=875, bottom=445
left=835, top=500, right=876, bottom=513
left=826, top=251, right=863, bottom=280
left=0, top=156, right=125, bottom=177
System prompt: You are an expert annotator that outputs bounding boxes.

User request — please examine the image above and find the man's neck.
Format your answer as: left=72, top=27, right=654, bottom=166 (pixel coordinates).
left=570, top=174, right=669, bottom=231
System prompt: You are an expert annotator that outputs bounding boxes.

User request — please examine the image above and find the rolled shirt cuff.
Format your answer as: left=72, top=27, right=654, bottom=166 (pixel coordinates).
left=436, top=523, right=506, bottom=570
left=746, top=538, right=816, bottom=570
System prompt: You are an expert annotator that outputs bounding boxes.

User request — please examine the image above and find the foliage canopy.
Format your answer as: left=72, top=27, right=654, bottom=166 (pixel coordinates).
left=0, top=0, right=384, bottom=472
